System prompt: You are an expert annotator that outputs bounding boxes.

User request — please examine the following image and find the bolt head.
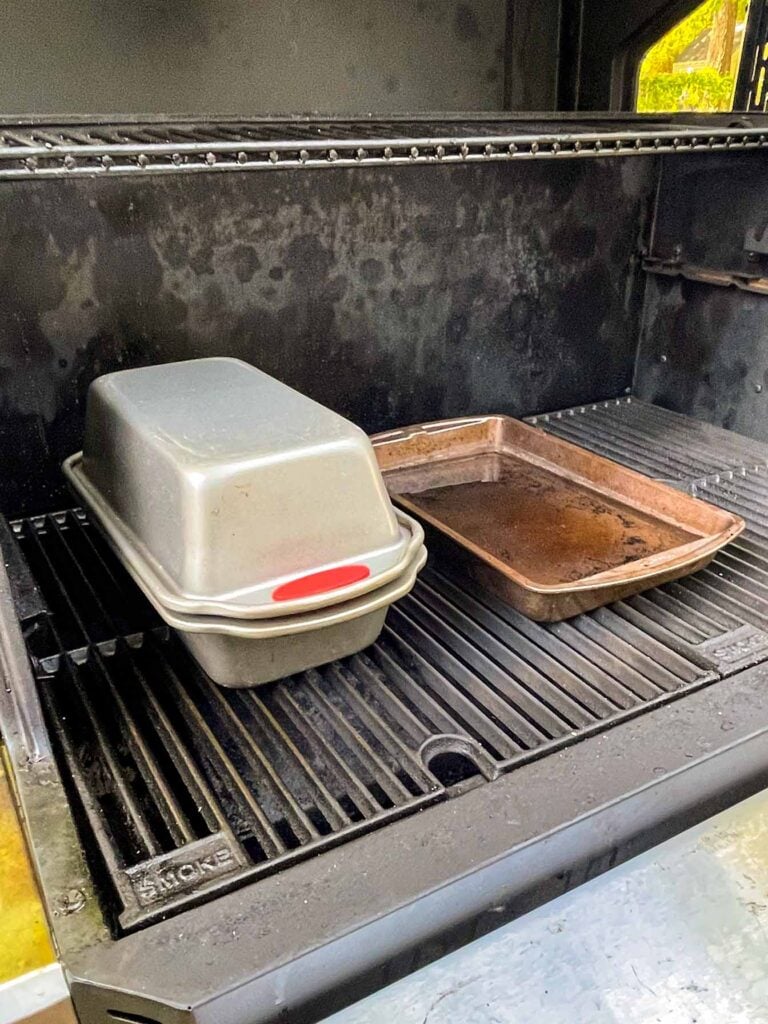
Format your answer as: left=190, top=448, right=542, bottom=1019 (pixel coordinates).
left=55, top=889, right=86, bottom=916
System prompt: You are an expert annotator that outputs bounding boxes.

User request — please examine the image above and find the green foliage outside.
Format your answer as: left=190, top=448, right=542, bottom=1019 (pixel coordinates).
left=637, top=67, right=735, bottom=111
left=637, top=0, right=749, bottom=112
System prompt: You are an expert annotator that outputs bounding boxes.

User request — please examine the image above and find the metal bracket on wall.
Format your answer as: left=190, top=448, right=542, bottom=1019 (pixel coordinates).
left=642, top=256, right=768, bottom=296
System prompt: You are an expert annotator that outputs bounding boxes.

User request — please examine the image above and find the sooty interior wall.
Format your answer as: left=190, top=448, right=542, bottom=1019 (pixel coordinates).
left=0, top=0, right=506, bottom=115
left=0, top=157, right=655, bottom=516
left=634, top=151, right=768, bottom=442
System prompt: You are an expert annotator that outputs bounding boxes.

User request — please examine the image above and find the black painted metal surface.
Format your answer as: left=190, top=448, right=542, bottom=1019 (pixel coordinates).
left=635, top=151, right=768, bottom=441
left=734, top=0, right=768, bottom=111
left=0, top=0, right=507, bottom=116
left=635, top=277, right=768, bottom=441
left=0, top=157, right=654, bottom=517
left=647, top=152, right=768, bottom=278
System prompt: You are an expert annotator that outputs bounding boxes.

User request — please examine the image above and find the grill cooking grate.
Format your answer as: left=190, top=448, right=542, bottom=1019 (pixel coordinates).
left=9, top=398, right=768, bottom=934
left=531, top=398, right=768, bottom=674
left=0, top=117, right=767, bottom=180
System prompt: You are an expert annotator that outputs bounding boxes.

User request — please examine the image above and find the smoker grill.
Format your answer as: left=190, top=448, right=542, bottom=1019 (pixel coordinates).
left=4, top=114, right=768, bottom=1024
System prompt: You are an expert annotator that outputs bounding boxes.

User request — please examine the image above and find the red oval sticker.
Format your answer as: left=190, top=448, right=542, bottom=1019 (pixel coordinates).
left=272, top=564, right=371, bottom=602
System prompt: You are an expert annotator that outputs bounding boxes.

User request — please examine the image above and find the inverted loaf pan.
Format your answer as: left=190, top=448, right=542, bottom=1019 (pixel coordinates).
left=61, top=474, right=426, bottom=685
left=176, top=546, right=427, bottom=687
left=64, top=449, right=424, bottom=619
left=371, top=415, right=745, bottom=622
left=74, top=358, right=409, bottom=617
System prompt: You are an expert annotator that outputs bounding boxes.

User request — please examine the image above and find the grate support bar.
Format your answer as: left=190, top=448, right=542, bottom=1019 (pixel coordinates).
left=0, top=119, right=767, bottom=181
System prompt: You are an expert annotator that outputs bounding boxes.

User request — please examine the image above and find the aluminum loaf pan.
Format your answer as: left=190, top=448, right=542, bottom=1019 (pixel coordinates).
left=74, top=358, right=410, bottom=618
left=62, top=489, right=426, bottom=685
left=65, top=450, right=423, bottom=620
left=174, top=544, right=427, bottom=686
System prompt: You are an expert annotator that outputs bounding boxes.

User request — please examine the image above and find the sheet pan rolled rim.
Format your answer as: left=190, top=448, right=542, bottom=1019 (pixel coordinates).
left=63, top=451, right=424, bottom=619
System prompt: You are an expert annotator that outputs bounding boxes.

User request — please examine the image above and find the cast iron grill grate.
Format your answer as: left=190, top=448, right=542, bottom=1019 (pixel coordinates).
left=9, top=399, right=768, bottom=934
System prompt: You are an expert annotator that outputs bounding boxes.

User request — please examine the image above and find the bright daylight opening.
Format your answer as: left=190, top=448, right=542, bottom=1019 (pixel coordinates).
left=637, top=0, right=750, bottom=112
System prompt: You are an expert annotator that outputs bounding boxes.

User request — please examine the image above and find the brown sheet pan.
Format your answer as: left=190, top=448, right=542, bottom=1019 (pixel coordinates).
left=371, top=415, right=745, bottom=621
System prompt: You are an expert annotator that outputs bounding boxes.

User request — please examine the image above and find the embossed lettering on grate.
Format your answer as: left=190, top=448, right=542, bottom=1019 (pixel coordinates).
left=9, top=399, right=768, bottom=934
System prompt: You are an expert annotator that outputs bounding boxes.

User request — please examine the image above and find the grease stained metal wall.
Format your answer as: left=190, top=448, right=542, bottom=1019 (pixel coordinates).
left=0, top=157, right=654, bottom=517
left=636, top=152, right=768, bottom=441
left=0, top=0, right=506, bottom=115
left=636, top=279, right=768, bottom=441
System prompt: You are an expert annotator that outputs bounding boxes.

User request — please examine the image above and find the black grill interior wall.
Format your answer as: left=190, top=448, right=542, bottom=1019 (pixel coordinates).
left=0, top=157, right=655, bottom=517
left=0, top=0, right=509, bottom=115
left=634, top=151, right=768, bottom=442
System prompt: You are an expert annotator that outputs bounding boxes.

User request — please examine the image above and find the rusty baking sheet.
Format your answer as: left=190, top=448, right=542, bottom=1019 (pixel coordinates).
left=371, top=416, right=745, bottom=621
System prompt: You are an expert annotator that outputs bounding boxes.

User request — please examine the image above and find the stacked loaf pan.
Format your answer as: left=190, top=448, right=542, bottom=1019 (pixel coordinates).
left=64, top=358, right=426, bottom=687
